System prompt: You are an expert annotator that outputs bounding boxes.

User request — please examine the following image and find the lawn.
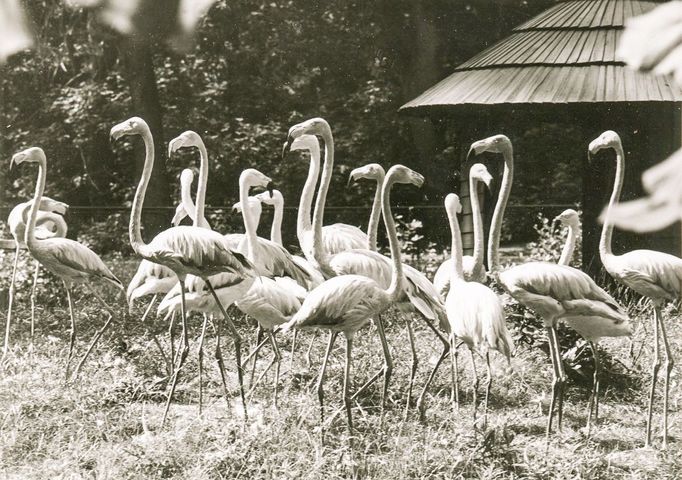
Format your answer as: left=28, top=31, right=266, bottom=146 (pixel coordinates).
left=0, top=253, right=680, bottom=479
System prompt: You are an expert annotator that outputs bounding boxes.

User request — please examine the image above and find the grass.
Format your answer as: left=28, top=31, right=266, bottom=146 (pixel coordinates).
left=0, top=252, right=681, bottom=479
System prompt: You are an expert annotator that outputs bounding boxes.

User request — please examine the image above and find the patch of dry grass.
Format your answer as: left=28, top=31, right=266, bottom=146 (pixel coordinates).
left=0, top=254, right=681, bottom=479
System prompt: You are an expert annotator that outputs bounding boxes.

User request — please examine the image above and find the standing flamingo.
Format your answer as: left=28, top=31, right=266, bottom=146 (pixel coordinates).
left=552, top=208, right=631, bottom=436
left=283, top=118, right=450, bottom=420
left=111, top=118, right=257, bottom=424
left=443, top=191, right=513, bottom=428
left=590, top=130, right=682, bottom=448
left=4, top=196, right=68, bottom=355
left=347, top=163, right=385, bottom=252
left=433, top=161, right=493, bottom=298
left=281, top=164, right=421, bottom=442
left=10, top=147, right=124, bottom=379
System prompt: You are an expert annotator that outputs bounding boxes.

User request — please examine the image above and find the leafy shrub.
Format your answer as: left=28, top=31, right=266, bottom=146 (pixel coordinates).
left=76, top=213, right=130, bottom=256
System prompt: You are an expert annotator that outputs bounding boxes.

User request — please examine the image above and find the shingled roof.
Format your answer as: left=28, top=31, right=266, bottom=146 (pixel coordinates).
left=400, top=0, right=682, bottom=111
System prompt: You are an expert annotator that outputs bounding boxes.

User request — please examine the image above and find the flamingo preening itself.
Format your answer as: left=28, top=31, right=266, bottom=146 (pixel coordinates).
left=4, top=195, right=68, bottom=355
left=10, top=147, right=124, bottom=379
left=443, top=183, right=513, bottom=429
left=283, top=118, right=450, bottom=420
left=553, top=208, right=631, bottom=436
left=590, top=130, right=682, bottom=448
left=111, top=118, right=257, bottom=425
left=281, top=164, right=422, bottom=444
left=433, top=134, right=513, bottom=297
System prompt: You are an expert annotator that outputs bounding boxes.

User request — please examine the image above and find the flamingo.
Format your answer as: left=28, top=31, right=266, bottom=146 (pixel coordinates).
left=433, top=134, right=513, bottom=297
left=590, top=130, right=682, bottom=448
left=433, top=160, right=493, bottom=298
left=111, top=118, right=257, bottom=424
left=4, top=196, right=68, bottom=355
left=283, top=131, right=367, bottom=270
left=552, top=208, right=632, bottom=436
left=281, top=164, right=421, bottom=443
left=283, top=118, right=450, bottom=420
left=443, top=191, right=513, bottom=428
left=10, top=147, right=124, bottom=379
left=347, top=163, right=385, bottom=252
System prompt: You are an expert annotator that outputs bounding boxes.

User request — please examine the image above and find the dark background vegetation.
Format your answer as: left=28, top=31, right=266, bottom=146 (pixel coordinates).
left=0, top=0, right=583, bottom=255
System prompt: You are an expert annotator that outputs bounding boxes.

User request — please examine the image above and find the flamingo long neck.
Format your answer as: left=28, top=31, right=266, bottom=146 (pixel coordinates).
left=367, top=173, right=384, bottom=252
left=312, top=126, right=334, bottom=271
left=239, top=178, right=259, bottom=261
left=180, top=174, right=199, bottom=224
left=558, top=224, right=578, bottom=266
left=194, top=140, right=209, bottom=229
left=25, top=156, right=48, bottom=248
left=600, top=144, right=624, bottom=258
left=488, top=148, right=513, bottom=272
left=381, top=176, right=405, bottom=301
left=448, top=204, right=465, bottom=283
left=470, top=175, right=484, bottom=271
left=129, top=126, right=154, bottom=255
left=270, top=200, right=283, bottom=246
left=297, top=143, right=320, bottom=247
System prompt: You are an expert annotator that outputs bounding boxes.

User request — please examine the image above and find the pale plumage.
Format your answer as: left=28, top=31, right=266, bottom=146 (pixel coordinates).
left=348, top=163, right=385, bottom=252
left=283, top=118, right=450, bottom=420
left=282, top=164, right=421, bottom=441
left=10, top=147, right=123, bottom=381
left=112, top=119, right=257, bottom=424
left=591, top=130, right=682, bottom=448
left=434, top=162, right=493, bottom=298
left=444, top=193, right=513, bottom=427
left=4, top=196, right=68, bottom=355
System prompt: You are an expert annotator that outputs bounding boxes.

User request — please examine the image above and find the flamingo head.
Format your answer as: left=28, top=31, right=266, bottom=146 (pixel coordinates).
left=468, top=134, right=512, bottom=158
left=347, top=163, right=386, bottom=187
left=469, top=163, right=493, bottom=189
left=386, top=164, right=424, bottom=188
left=444, top=193, right=463, bottom=215
left=588, top=130, right=622, bottom=155
left=172, top=204, right=188, bottom=226
left=282, top=118, right=331, bottom=159
left=254, top=189, right=283, bottom=207
left=289, top=134, right=320, bottom=155
left=553, top=208, right=580, bottom=229
left=10, top=147, right=46, bottom=169
left=168, top=130, right=203, bottom=157
left=110, top=117, right=149, bottom=141
left=239, top=168, right=274, bottom=197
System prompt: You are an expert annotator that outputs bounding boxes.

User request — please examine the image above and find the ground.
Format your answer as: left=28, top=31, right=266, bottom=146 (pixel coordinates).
left=0, top=254, right=681, bottom=479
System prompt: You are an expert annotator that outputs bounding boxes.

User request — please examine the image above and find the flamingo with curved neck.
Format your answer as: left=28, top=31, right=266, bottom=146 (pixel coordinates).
left=348, top=163, right=385, bottom=252
left=590, top=130, right=682, bottom=448
left=469, top=134, right=514, bottom=273
left=11, top=147, right=123, bottom=380
left=111, top=117, right=256, bottom=425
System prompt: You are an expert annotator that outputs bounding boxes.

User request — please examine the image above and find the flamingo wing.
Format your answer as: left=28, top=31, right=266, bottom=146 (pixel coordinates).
left=612, top=250, right=682, bottom=301
left=236, top=277, right=302, bottom=329
left=321, top=223, right=368, bottom=254
left=249, top=237, right=314, bottom=286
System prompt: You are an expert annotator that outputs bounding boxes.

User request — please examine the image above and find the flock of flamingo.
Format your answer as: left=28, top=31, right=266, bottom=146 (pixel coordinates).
left=3, top=117, right=681, bottom=451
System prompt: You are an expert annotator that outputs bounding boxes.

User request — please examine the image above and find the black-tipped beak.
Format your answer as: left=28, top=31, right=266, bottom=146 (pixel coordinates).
left=282, top=139, right=293, bottom=160
left=9, top=157, right=15, bottom=170
left=346, top=174, right=355, bottom=189
left=266, top=181, right=274, bottom=198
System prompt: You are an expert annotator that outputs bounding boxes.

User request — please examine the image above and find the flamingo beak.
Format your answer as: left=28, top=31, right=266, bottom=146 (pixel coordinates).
left=346, top=172, right=357, bottom=189
left=266, top=181, right=274, bottom=198
left=282, top=139, right=293, bottom=160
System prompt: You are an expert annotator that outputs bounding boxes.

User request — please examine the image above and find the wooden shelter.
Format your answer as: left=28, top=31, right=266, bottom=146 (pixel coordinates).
left=400, top=0, right=682, bottom=273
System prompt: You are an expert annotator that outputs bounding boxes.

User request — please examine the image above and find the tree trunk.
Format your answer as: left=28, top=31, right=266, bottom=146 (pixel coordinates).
left=123, top=38, right=171, bottom=238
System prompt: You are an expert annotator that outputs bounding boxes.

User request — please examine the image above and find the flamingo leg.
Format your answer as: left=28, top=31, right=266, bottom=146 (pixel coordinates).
left=549, top=326, right=566, bottom=430
left=415, top=318, right=450, bottom=422
left=162, top=279, right=189, bottom=428
left=317, top=331, right=337, bottom=429
left=645, top=306, right=661, bottom=448
left=343, top=334, right=355, bottom=447
left=449, top=334, right=459, bottom=412
left=403, top=321, right=418, bottom=420
left=71, top=286, right=116, bottom=380
left=3, top=245, right=20, bottom=357
left=586, top=341, right=600, bottom=438
left=246, top=337, right=277, bottom=404
left=240, top=334, right=270, bottom=370
left=205, top=279, right=247, bottom=420
left=141, top=295, right=170, bottom=374
left=208, top=315, right=231, bottom=409
left=249, top=325, right=264, bottom=387
left=64, top=284, right=77, bottom=379
left=483, top=351, right=492, bottom=429
left=374, top=315, right=393, bottom=420
left=197, top=313, right=209, bottom=415
left=305, top=331, right=317, bottom=370
left=270, top=331, right=282, bottom=408
left=545, top=327, right=561, bottom=446
left=288, top=329, right=298, bottom=374
left=470, top=349, right=479, bottom=428
left=657, top=306, right=674, bottom=449
left=168, top=311, right=177, bottom=371
left=29, top=262, right=40, bottom=350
